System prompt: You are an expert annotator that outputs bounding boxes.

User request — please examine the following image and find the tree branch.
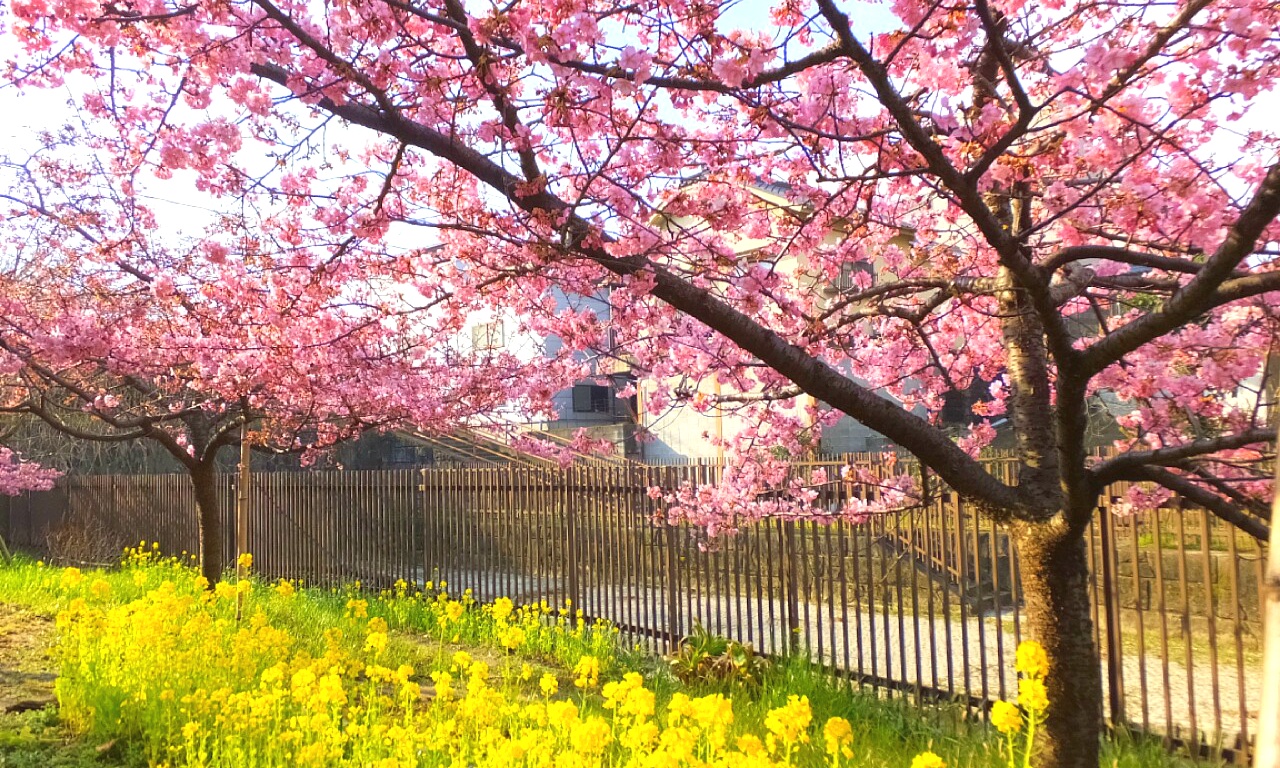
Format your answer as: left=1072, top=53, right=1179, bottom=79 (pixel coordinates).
left=5, top=401, right=147, bottom=443
left=1081, top=161, right=1280, bottom=375
left=1042, top=244, right=1226, bottom=277
left=247, top=61, right=1026, bottom=513
left=1124, top=465, right=1269, bottom=541
left=1091, top=428, right=1274, bottom=486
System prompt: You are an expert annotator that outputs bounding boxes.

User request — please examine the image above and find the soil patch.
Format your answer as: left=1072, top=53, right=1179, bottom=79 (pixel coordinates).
left=0, top=605, right=57, bottom=714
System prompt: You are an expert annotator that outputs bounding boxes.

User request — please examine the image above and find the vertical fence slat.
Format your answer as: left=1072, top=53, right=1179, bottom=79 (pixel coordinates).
left=1100, top=493, right=1125, bottom=727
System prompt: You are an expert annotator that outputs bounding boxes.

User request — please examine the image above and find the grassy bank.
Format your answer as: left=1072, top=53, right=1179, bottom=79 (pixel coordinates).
left=0, top=551, right=1213, bottom=768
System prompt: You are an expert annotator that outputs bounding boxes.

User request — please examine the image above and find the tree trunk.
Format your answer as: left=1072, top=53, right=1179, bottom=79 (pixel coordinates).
left=1014, top=518, right=1101, bottom=768
left=190, top=460, right=223, bottom=586
left=1255, top=431, right=1280, bottom=768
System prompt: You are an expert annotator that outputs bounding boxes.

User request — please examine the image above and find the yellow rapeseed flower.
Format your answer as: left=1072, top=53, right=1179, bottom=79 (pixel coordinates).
left=345, top=598, right=369, bottom=619
left=690, top=693, right=734, bottom=731
left=260, top=665, right=285, bottom=688
left=621, top=721, right=660, bottom=751
left=431, top=670, right=454, bottom=701
left=502, top=625, right=526, bottom=651
left=911, top=751, right=946, bottom=768
left=466, top=662, right=490, bottom=696
left=765, top=695, right=812, bottom=746
left=572, top=656, right=600, bottom=689
left=491, top=596, right=515, bottom=623
left=1018, top=677, right=1049, bottom=713
left=291, top=668, right=317, bottom=701
left=547, top=700, right=580, bottom=729
left=59, top=567, right=83, bottom=589
left=539, top=673, right=558, bottom=697
left=237, top=552, right=253, bottom=571
left=738, top=734, right=766, bottom=757
left=1015, top=640, right=1049, bottom=678
left=990, top=700, right=1023, bottom=734
left=823, top=716, right=854, bottom=759
left=667, top=692, right=692, bottom=725
left=365, top=631, right=389, bottom=656
left=622, top=685, right=656, bottom=720
left=570, top=716, right=613, bottom=754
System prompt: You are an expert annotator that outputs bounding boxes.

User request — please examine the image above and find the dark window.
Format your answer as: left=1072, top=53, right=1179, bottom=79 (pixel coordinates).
left=941, top=380, right=990, bottom=425
left=572, top=384, right=611, bottom=413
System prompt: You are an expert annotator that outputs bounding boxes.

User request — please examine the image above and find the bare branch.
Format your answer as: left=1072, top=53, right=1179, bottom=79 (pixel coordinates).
left=1125, top=465, right=1269, bottom=541
left=1091, top=428, right=1274, bottom=485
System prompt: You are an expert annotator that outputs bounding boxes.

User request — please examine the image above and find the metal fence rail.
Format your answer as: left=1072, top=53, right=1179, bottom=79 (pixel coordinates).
left=0, top=459, right=1266, bottom=761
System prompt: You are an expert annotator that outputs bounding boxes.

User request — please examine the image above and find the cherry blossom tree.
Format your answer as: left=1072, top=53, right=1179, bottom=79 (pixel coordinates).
left=0, top=138, right=579, bottom=583
left=5, top=0, right=1280, bottom=764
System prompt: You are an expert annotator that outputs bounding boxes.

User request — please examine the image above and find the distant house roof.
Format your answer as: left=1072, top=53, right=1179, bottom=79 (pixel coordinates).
left=748, top=178, right=797, bottom=200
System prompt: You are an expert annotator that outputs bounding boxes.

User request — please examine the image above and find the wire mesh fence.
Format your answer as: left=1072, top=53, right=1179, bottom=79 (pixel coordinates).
left=0, top=458, right=1266, bottom=761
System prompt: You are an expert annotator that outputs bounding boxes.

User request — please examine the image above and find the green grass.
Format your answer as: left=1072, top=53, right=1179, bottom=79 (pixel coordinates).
left=0, top=554, right=1230, bottom=768
left=0, top=708, right=134, bottom=768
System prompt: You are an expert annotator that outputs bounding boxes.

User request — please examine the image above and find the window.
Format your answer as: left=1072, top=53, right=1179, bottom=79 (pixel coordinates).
left=471, top=321, right=504, bottom=351
left=572, top=384, right=611, bottom=413
left=941, top=380, right=991, bottom=425
left=832, top=261, right=874, bottom=292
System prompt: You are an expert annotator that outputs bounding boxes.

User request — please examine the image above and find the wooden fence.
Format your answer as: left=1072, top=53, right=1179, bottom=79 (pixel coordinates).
left=0, top=459, right=1268, bottom=761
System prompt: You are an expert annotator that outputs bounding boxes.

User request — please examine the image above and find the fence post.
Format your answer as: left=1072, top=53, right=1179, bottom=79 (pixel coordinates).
left=664, top=520, right=682, bottom=650
left=419, top=469, right=431, bottom=588
left=110, top=475, right=119, bottom=536
left=236, top=426, right=251, bottom=579
left=1098, top=498, right=1125, bottom=727
left=564, top=467, right=581, bottom=611
left=783, top=519, right=801, bottom=653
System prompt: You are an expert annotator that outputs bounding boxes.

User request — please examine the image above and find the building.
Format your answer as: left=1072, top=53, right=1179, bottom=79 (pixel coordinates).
left=635, top=177, right=898, bottom=461
left=463, top=286, right=640, bottom=459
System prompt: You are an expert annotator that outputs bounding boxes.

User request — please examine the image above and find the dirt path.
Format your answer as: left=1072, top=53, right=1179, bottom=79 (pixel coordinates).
left=0, top=604, right=57, bottom=714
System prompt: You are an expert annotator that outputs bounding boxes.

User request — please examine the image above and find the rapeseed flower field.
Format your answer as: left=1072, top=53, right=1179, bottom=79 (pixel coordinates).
left=0, top=549, right=1196, bottom=768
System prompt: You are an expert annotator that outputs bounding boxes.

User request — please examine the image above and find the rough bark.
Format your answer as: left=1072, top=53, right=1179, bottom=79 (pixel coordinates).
left=1014, top=517, right=1101, bottom=768
left=190, top=459, right=223, bottom=587
left=1255, top=431, right=1280, bottom=768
